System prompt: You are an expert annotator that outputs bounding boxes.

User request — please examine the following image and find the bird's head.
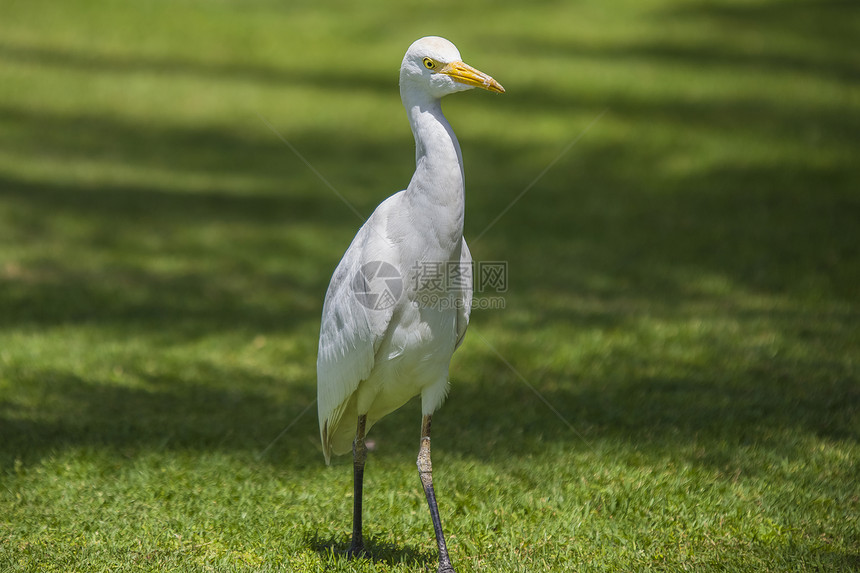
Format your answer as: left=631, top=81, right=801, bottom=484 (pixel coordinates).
left=400, top=36, right=504, bottom=101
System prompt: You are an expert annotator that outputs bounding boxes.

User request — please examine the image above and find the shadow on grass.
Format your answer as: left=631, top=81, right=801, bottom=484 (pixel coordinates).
left=444, top=364, right=858, bottom=459
left=500, top=0, right=859, bottom=84
left=0, top=368, right=321, bottom=470
left=0, top=40, right=396, bottom=95
left=304, top=531, right=434, bottom=570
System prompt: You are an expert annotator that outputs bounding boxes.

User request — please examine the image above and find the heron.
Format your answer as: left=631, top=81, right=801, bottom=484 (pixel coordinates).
left=317, top=36, right=504, bottom=573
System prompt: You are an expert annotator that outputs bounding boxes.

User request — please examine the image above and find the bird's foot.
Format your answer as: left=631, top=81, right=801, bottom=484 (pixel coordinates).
left=346, top=542, right=366, bottom=560
left=437, top=559, right=456, bottom=573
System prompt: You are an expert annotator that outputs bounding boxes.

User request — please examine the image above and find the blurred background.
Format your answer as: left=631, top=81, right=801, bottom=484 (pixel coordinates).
left=1, top=0, right=858, bottom=570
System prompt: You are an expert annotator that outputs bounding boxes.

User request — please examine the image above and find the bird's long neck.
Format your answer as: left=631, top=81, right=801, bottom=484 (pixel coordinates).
left=402, top=94, right=465, bottom=258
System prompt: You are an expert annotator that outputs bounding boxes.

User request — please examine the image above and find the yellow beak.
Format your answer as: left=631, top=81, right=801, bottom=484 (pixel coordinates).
left=439, top=61, right=505, bottom=94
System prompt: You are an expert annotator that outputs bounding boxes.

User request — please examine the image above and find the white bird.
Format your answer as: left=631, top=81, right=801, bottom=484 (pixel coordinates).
left=316, top=36, right=504, bottom=572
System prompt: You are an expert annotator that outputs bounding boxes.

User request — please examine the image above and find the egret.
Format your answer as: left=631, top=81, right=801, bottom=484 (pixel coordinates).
left=316, top=37, right=504, bottom=572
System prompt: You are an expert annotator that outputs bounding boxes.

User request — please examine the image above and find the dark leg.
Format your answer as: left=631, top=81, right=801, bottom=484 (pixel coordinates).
left=417, top=414, right=456, bottom=573
left=347, top=415, right=368, bottom=558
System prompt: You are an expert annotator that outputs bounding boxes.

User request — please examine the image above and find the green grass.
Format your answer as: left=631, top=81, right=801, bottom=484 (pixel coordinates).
left=1, top=0, right=858, bottom=571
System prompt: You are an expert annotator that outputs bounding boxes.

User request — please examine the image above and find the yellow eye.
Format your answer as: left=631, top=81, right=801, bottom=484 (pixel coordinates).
left=423, top=58, right=436, bottom=70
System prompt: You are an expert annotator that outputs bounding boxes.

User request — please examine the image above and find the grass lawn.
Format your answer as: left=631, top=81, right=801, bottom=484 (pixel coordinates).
left=1, top=0, right=858, bottom=571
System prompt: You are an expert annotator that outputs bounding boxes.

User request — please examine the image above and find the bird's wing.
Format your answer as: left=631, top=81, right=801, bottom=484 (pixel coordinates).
left=316, top=194, right=401, bottom=463
left=455, top=238, right=473, bottom=350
